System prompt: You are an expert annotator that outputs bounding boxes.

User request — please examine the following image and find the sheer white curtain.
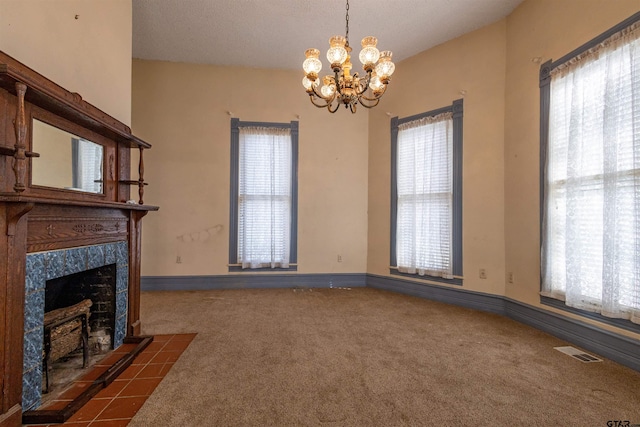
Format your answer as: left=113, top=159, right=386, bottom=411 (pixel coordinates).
left=75, top=138, right=103, bottom=193
left=542, top=23, right=640, bottom=324
left=396, top=112, right=453, bottom=278
left=238, top=126, right=292, bottom=269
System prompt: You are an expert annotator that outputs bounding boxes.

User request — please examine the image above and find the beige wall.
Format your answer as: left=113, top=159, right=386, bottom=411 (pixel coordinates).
left=132, top=60, right=369, bottom=276
left=504, top=0, right=640, bottom=339
left=0, top=0, right=132, bottom=125
left=367, top=20, right=508, bottom=296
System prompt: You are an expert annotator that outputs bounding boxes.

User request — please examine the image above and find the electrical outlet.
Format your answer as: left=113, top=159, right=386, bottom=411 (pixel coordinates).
left=337, top=254, right=343, bottom=262
left=479, top=268, right=487, bottom=279
left=507, top=272, right=514, bottom=284
left=176, top=255, right=182, bottom=264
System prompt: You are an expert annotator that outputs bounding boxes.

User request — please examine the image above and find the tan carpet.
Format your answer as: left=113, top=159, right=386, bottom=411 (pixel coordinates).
left=128, top=287, right=640, bottom=426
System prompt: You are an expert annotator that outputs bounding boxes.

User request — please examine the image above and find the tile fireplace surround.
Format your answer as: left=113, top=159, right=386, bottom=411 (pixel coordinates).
left=23, top=242, right=130, bottom=411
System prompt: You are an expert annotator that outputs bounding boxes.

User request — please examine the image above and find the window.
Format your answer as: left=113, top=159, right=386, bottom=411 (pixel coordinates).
left=540, top=14, right=640, bottom=326
left=72, top=138, right=103, bottom=193
left=229, top=118, right=298, bottom=271
left=390, top=100, right=463, bottom=285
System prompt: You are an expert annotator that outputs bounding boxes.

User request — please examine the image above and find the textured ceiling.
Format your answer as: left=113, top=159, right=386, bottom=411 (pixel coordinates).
left=133, top=0, right=524, bottom=70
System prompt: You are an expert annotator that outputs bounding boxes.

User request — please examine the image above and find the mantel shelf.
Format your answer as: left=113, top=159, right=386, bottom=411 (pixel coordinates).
left=0, top=194, right=159, bottom=212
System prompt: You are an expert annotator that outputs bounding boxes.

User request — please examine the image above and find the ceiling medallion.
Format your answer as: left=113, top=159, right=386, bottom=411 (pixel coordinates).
left=302, top=0, right=396, bottom=113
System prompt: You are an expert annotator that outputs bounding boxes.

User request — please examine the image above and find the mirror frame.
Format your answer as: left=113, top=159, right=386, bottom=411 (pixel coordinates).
left=28, top=105, right=115, bottom=201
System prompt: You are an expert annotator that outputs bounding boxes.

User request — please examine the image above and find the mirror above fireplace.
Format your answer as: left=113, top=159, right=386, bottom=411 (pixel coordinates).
left=31, top=119, right=104, bottom=194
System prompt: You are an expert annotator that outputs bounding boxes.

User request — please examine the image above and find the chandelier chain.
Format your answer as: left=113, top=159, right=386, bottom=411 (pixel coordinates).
left=345, top=0, right=350, bottom=46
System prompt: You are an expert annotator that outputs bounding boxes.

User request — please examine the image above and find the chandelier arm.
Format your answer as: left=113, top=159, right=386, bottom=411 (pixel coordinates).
left=309, top=94, right=332, bottom=108
left=328, top=100, right=340, bottom=113
left=358, top=97, right=381, bottom=109
left=359, top=86, right=386, bottom=102
left=309, top=86, right=339, bottom=107
left=357, top=71, right=371, bottom=96
left=359, top=93, right=382, bottom=102
left=310, top=85, right=326, bottom=99
left=349, top=102, right=357, bottom=113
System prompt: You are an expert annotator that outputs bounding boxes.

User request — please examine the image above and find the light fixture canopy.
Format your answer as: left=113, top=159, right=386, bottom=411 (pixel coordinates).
left=302, top=0, right=395, bottom=113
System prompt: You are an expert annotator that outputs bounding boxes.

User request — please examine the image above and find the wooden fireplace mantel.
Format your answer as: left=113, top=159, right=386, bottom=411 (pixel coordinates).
left=0, top=51, right=157, bottom=427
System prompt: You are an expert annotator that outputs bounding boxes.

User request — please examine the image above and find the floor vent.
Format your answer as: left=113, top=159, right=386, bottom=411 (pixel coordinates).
left=554, top=346, right=603, bottom=363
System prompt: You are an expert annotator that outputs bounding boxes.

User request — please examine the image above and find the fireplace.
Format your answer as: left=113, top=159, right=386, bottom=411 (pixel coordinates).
left=22, top=243, right=129, bottom=410
left=46, top=264, right=117, bottom=351
left=0, top=51, right=157, bottom=427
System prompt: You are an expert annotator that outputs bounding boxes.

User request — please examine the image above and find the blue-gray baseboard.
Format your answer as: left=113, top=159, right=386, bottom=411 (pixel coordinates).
left=141, top=273, right=366, bottom=291
left=366, top=273, right=640, bottom=373
left=140, top=272, right=640, bottom=372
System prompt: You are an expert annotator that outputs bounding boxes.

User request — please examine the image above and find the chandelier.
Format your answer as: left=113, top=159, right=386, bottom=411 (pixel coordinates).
left=302, top=0, right=395, bottom=113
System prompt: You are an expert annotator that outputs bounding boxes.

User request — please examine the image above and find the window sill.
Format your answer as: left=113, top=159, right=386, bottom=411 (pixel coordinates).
left=540, top=296, right=640, bottom=334
left=390, top=269, right=463, bottom=286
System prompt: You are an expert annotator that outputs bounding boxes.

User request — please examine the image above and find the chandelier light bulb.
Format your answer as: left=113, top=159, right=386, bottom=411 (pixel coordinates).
left=302, top=76, right=318, bottom=91
left=359, top=36, right=380, bottom=69
left=320, top=75, right=336, bottom=98
left=375, top=51, right=395, bottom=82
left=369, top=73, right=385, bottom=92
left=321, top=84, right=336, bottom=98
left=327, top=36, right=348, bottom=69
left=303, top=48, right=322, bottom=79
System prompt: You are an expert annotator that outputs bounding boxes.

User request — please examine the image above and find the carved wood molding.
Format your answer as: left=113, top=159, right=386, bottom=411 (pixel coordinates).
left=6, top=202, right=34, bottom=236
left=0, top=146, right=39, bottom=159
left=108, top=154, right=115, bottom=193
left=72, top=223, right=105, bottom=233
left=27, top=216, right=128, bottom=249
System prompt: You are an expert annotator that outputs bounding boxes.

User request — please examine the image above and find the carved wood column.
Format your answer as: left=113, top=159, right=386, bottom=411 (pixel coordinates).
left=127, top=210, right=148, bottom=336
left=118, top=148, right=148, bottom=205
left=0, top=202, right=33, bottom=427
left=12, top=83, right=27, bottom=193
left=117, top=145, right=131, bottom=203
left=138, top=147, right=145, bottom=205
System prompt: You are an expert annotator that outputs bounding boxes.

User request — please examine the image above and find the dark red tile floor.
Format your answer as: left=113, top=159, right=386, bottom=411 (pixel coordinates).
left=26, top=333, right=196, bottom=426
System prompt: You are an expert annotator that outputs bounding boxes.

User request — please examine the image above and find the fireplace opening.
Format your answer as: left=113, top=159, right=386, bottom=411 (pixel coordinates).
left=42, top=264, right=117, bottom=395
left=46, top=263, right=117, bottom=351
